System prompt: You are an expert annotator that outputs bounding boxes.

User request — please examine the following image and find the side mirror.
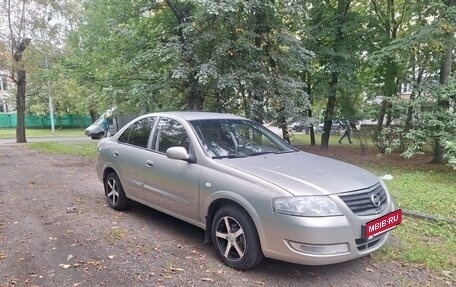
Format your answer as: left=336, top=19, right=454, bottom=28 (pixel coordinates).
left=166, top=146, right=190, bottom=161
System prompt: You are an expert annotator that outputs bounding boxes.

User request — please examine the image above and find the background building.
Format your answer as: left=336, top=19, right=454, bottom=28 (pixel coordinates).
left=0, top=73, right=14, bottom=112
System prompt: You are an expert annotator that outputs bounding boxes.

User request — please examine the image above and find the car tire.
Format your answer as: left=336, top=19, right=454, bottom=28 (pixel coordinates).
left=211, top=205, right=264, bottom=270
left=104, top=172, right=130, bottom=211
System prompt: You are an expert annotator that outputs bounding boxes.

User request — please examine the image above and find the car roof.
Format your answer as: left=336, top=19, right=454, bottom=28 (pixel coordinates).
left=144, top=111, right=246, bottom=121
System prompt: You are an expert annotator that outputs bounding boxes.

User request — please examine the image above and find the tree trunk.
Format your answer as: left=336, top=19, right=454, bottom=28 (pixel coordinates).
left=376, top=99, right=387, bottom=132
left=278, top=113, right=290, bottom=143
left=386, top=101, right=393, bottom=126
left=404, top=69, right=423, bottom=132
left=404, top=91, right=416, bottom=132
left=431, top=33, right=453, bottom=164
left=373, top=0, right=400, bottom=135
left=321, top=72, right=338, bottom=149
left=251, top=92, right=264, bottom=124
left=376, top=58, right=397, bottom=132
left=16, top=69, right=27, bottom=143
left=214, top=92, right=222, bottom=113
left=306, top=78, right=316, bottom=146
left=320, top=0, right=350, bottom=149
left=89, top=109, right=98, bottom=122
left=14, top=38, right=31, bottom=143
left=307, top=108, right=316, bottom=146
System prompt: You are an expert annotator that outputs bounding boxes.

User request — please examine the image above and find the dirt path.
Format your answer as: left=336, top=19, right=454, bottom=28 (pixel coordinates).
left=0, top=144, right=449, bottom=287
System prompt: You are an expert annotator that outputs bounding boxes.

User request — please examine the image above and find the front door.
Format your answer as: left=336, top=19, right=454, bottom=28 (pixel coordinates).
left=142, top=117, right=201, bottom=222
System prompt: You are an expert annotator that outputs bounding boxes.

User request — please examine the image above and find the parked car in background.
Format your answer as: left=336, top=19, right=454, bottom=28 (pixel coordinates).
left=85, top=107, right=139, bottom=139
left=96, top=112, right=400, bottom=270
left=290, top=122, right=310, bottom=133
left=317, top=119, right=347, bottom=134
left=289, top=118, right=317, bottom=133
left=85, top=115, right=108, bottom=139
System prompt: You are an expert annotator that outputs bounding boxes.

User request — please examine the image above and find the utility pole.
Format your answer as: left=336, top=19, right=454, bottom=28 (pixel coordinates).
left=45, top=16, right=55, bottom=134
left=44, top=54, right=55, bottom=134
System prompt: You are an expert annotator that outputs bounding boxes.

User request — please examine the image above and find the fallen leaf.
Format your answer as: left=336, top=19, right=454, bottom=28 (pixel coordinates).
left=365, top=268, right=374, bottom=272
left=87, top=261, right=102, bottom=266
left=442, top=270, right=452, bottom=278
left=202, top=278, right=214, bottom=282
left=254, top=281, right=265, bottom=285
left=108, top=255, right=115, bottom=259
left=61, top=264, right=72, bottom=269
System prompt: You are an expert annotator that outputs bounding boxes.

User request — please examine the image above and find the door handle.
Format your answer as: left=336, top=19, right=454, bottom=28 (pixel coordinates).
left=145, top=160, right=154, bottom=168
left=113, top=151, right=119, bottom=157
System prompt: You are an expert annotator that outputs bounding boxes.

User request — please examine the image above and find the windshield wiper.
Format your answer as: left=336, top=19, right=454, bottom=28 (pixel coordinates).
left=249, top=150, right=295, bottom=156
left=212, top=154, right=247, bottom=159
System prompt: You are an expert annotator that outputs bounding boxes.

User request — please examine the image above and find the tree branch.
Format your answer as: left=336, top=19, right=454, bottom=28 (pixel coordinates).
left=370, top=0, right=386, bottom=24
left=13, top=38, right=32, bottom=61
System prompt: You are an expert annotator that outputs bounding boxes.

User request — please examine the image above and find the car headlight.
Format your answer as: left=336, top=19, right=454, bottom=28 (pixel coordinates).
left=273, top=196, right=343, bottom=217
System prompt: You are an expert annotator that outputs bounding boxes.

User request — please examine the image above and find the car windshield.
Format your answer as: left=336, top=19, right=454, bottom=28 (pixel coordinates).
left=93, top=116, right=105, bottom=125
left=190, top=119, right=294, bottom=158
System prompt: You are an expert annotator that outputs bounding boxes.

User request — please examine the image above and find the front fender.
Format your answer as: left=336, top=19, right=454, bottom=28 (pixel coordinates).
left=203, top=190, right=267, bottom=246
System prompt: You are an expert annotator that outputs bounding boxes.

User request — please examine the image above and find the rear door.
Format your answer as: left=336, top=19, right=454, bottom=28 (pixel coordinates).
left=111, top=116, right=156, bottom=201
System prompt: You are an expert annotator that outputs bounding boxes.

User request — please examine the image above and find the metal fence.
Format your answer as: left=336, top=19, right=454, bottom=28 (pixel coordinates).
left=0, top=113, right=93, bottom=129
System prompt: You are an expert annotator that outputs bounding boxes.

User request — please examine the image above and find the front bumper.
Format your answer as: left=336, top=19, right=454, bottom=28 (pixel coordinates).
left=260, top=201, right=395, bottom=265
left=85, top=129, right=98, bottom=137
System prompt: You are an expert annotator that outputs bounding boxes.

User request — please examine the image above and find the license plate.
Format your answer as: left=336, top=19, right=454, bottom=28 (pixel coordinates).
left=363, top=209, right=402, bottom=239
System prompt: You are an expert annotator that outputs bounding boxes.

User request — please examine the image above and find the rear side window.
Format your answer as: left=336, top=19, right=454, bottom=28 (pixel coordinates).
left=118, top=117, right=156, bottom=148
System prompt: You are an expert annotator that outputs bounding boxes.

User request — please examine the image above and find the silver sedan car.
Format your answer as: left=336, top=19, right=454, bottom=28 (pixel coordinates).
left=96, top=112, right=401, bottom=270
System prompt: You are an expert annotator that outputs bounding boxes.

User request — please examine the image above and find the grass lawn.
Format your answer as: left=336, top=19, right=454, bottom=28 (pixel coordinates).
left=0, top=128, right=85, bottom=138
left=26, top=141, right=98, bottom=158
left=26, top=138, right=456, bottom=280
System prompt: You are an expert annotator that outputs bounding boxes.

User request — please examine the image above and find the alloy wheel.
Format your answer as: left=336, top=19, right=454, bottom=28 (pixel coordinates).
left=215, top=216, right=246, bottom=261
left=107, top=177, right=119, bottom=206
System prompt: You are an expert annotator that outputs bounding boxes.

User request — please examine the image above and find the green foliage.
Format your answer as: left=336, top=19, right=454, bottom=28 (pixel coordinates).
left=63, top=0, right=313, bottom=123
left=35, top=0, right=455, bottom=168
left=391, top=76, right=456, bottom=165
left=348, top=0, right=456, bottom=168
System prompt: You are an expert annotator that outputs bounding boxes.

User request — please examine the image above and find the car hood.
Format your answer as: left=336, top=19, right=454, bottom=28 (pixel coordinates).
left=217, top=151, right=379, bottom=196
left=85, top=124, right=100, bottom=132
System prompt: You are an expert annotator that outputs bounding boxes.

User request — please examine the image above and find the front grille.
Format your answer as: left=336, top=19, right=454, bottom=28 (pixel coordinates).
left=355, top=234, right=385, bottom=251
left=338, top=182, right=387, bottom=216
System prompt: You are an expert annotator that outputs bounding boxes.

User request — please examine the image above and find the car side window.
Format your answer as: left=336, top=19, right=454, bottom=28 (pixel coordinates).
left=154, top=118, right=189, bottom=153
left=118, top=117, right=156, bottom=148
